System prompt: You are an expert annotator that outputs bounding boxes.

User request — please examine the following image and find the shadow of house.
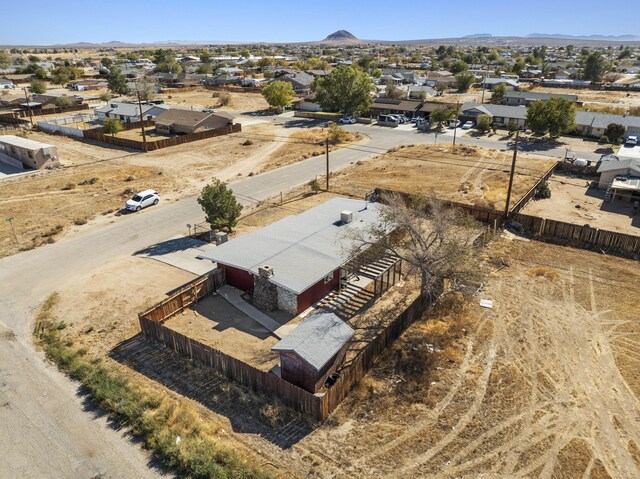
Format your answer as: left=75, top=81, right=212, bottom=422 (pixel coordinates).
left=134, top=237, right=207, bottom=257
left=110, top=334, right=314, bottom=449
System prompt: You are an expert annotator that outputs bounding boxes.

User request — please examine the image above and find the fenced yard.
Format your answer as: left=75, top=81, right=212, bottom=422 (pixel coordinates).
left=138, top=266, right=425, bottom=421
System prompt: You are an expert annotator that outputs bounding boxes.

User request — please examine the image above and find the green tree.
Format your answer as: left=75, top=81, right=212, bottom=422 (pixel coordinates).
left=0, top=50, right=11, bottom=70
left=29, top=79, right=46, bottom=94
left=107, top=67, right=129, bottom=95
left=196, top=63, right=213, bottom=74
left=455, top=72, right=475, bottom=92
left=154, top=61, right=182, bottom=73
left=262, top=80, right=295, bottom=111
left=449, top=59, right=469, bottom=74
left=100, top=58, right=113, bottom=69
left=313, top=65, right=375, bottom=115
left=55, top=96, right=73, bottom=110
left=103, top=118, right=123, bottom=137
left=476, top=114, right=491, bottom=133
left=152, top=49, right=175, bottom=65
left=197, top=179, right=243, bottom=232
left=430, top=107, right=454, bottom=127
left=512, top=57, right=525, bottom=75
left=582, top=52, right=608, bottom=82
left=492, top=82, right=506, bottom=100
left=526, top=98, right=575, bottom=136
left=384, top=81, right=405, bottom=100
left=604, top=123, right=625, bottom=143
left=51, top=66, right=82, bottom=85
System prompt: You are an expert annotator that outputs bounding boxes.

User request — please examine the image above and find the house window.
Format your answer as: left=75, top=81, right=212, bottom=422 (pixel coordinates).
left=324, top=273, right=333, bottom=284
left=27, top=151, right=33, bottom=159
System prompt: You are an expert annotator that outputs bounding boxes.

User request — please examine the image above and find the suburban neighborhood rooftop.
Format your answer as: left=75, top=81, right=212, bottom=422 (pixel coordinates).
left=0, top=135, right=55, bottom=150
left=271, top=311, right=354, bottom=371
left=199, top=198, right=387, bottom=294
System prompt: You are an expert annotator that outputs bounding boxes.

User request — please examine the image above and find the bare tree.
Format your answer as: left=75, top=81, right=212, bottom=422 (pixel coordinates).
left=348, top=192, right=483, bottom=304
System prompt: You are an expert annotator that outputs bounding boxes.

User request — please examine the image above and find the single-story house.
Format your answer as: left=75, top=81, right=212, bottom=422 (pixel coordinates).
left=204, top=74, right=243, bottom=86
left=502, top=90, right=578, bottom=107
left=70, top=79, right=108, bottom=91
left=153, top=108, right=234, bottom=135
left=425, top=72, right=457, bottom=87
left=199, top=198, right=388, bottom=315
left=482, top=78, right=520, bottom=90
left=276, top=71, right=314, bottom=94
left=460, top=103, right=528, bottom=130
left=574, top=111, right=640, bottom=140
left=408, top=85, right=435, bottom=99
left=294, top=97, right=323, bottom=112
left=272, top=311, right=354, bottom=393
left=0, top=135, right=59, bottom=170
left=0, top=95, right=24, bottom=107
left=2, top=74, right=33, bottom=84
left=370, top=98, right=425, bottom=118
left=94, top=102, right=171, bottom=123
left=596, top=159, right=640, bottom=201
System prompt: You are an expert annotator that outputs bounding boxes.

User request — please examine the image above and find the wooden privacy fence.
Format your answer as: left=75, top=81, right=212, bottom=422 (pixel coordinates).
left=138, top=269, right=426, bottom=421
left=508, top=161, right=558, bottom=214
left=84, top=123, right=241, bottom=151
left=205, top=85, right=263, bottom=93
left=511, top=213, right=640, bottom=257
left=139, top=269, right=225, bottom=323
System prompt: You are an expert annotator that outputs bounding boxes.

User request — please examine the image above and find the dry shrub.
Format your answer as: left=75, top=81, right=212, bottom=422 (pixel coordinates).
left=528, top=267, right=559, bottom=281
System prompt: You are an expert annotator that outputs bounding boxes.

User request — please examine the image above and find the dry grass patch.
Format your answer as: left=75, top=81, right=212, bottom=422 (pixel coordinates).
left=332, top=144, right=555, bottom=209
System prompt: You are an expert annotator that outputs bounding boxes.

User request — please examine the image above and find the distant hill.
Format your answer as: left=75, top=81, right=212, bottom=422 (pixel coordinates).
left=321, top=30, right=361, bottom=44
left=527, top=33, right=640, bottom=41
left=463, top=33, right=493, bottom=39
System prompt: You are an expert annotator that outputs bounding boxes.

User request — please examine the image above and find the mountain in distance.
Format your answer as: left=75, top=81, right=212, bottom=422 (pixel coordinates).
left=321, top=30, right=362, bottom=44
left=463, top=33, right=493, bottom=39
left=527, top=33, right=640, bottom=41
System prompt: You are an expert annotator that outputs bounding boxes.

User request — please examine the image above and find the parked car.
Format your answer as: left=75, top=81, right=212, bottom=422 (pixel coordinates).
left=462, top=121, right=474, bottom=129
left=449, top=120, right=461, bottom=128
left=625, top=135, right=638, bottom=146
left=125, top=189, right=160, bottom=212
left=338, top=116, right=356, bottom=124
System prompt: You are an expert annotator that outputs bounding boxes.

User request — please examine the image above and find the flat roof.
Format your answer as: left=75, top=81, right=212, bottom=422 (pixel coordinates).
left=612, top=176, right=640, bottom=192
left=272, top=311, right=354, bottom=371
left=0, top=135, right=55, bottom=150
left=200, top=198, right=387, bottom=294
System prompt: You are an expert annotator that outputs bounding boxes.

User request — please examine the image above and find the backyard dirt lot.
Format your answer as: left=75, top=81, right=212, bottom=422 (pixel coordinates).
left=522, top=174, right=640, bottom=235
left=267, top=236, right=640, bottom=478
left=49, top=216, right=640, bottom=478
left=332, top=144, right=556, bottom=209
left=155, top=89, right=270, bottom=113
left=534, top=86, right=640, bottom=107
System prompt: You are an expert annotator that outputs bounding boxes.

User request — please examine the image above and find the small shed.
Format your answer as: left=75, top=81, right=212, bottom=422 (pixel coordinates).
left=272, top=312, right=354, bottom=393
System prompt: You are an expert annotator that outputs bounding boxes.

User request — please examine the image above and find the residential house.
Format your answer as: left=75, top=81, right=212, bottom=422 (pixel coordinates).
left=2, top=74, right=34, bottom=84
left=501, top=90, right=578, bottom=107
left=294, top=97, right=323, bottom=112
left=153, top=108, right=234, bottom=135
left=407, top=85, right=435, bottom=100
left=276, top=71, right=315, bottom=94
left=574, top=111, right=640, bottom=140
left=425, top=71, right=457, bottom=88
left=370, top=98, right=425, bottom=118
left=596, top=159, right=640, bottom=201
left=459, top=103, right=528, bottom=130
left=0, top=95, right=24, bottom=107
left=69, top=79, right=108, bottom=91
left=272, top=311, right=354, bottom=393
left=204, top=74, right=243, bottom=86
left=482, top=78, right=519, bottom=90
left=199, top=198, right=389, bottom=315
left=0, top=135, right=59, bottom=170
left=94, top=102, right=171, bottom=123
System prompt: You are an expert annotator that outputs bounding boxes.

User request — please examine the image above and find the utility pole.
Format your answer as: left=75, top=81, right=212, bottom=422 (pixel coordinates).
left=452, top=102, right=460, bottom=146
left=136, top=90, right=148, bottom=153
left=504, top=131, right=519, bottom=218
left=6, top=217, right=18, bottom=247
left=481, top=64, right=489, bottom=104
left=23, top=87, right=33, bottom=127
left=325, top=137, right=329, bottom=190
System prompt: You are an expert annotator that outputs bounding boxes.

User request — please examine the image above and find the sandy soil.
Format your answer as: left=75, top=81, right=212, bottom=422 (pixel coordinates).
left=266, top=237, right=640, bottom=478
left=522, top=174, right=640, bottom=234
left=156, top=89, right=270, bottom=113
left=534, top=87, right=640, bottom=107
left=331, top=144, right=556, bottom=210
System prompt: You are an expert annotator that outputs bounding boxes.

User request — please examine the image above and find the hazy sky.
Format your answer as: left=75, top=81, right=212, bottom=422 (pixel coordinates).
left=2, top=0, right=638, bottom=44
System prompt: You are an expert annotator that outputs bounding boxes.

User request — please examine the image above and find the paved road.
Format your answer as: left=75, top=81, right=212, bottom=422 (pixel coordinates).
left=0, top=116, right=605, bottom=477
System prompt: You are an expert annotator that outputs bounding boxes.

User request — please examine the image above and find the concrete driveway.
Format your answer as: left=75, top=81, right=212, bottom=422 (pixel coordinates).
left=135, top=235, right=217, bottom=275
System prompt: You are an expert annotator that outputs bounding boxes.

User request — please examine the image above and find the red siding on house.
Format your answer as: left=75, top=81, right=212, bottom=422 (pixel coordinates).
left=279, top=342, right=349, bottom=393
left=296, top=269, right=340, bottom=314
left=220, top=264, right=254, bottom=292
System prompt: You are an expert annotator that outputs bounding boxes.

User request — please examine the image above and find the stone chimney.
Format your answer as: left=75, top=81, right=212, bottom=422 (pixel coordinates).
left=254, top=265, right=278, bottom=311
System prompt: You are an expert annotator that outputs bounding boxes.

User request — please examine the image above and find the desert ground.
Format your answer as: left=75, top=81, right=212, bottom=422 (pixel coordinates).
left=0, top=113, right=364, bottom=258
left=522, top=174, right=640, bottom=234
left=331, top=144, right=556, bottom=210
left=534, top=86, right=640, bottom=108
left=46, top=197, right=640, bottom=478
